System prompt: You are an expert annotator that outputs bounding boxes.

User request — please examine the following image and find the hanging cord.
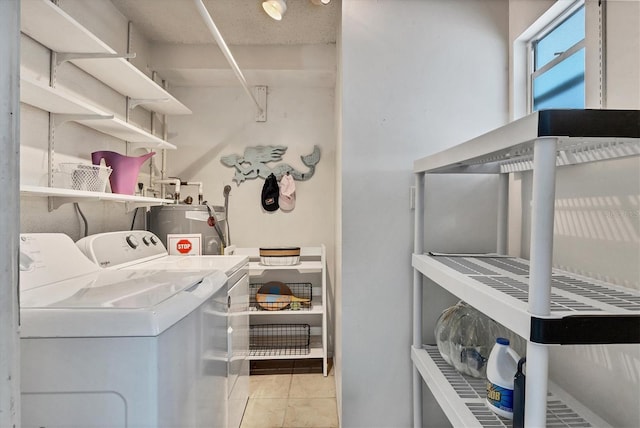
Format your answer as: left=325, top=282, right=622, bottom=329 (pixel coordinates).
left=130, top=207, right=140, bottom=230
left=74, top=202, right=88, bottom=238
left=203, top=201, right=226, bottom=248
left=223, top=185, right=231, bottom=246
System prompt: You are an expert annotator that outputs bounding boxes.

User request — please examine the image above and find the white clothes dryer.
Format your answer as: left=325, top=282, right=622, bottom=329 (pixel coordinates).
left=76, top=230, right=250, bottom=428
left=19, top=233, right=229, bottom=428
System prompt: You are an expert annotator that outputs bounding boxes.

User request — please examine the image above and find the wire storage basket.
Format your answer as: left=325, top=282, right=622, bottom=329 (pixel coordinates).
left=250, top=282, right=312, bottom=311
left=250, top=324, right=311, bottom=357
left=55, top=163, right=112, bottom=192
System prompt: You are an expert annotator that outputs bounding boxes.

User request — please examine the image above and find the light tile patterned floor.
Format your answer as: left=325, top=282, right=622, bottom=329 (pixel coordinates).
left=240, top=370, right=338, bottom=428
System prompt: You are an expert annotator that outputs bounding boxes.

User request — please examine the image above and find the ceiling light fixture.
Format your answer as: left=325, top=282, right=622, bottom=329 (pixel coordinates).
left=262, top=0, right=287, bottom=21
left=310, top=0, right=331, bottom=5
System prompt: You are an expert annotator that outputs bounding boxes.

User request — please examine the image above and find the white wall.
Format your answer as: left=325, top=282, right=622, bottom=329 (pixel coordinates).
left=164, top=83, right=336, bottom=250
left=0, top=1, right=21, bottom=426
left=340, top=1, right=509, bottom=426
left=509, top=1, right=640, bottom=426
left=606, top=0, right=640, bottom=110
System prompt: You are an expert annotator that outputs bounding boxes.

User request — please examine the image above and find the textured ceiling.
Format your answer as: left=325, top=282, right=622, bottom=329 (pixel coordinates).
left=110, top=0, right=340, bottom=45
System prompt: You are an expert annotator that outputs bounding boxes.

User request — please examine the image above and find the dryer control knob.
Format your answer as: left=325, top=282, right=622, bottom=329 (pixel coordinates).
left=126, top=235, right=139, bottom=249
left=142, top=236, right=150, bottom=246
left=150, top=236, right=158, bottom=245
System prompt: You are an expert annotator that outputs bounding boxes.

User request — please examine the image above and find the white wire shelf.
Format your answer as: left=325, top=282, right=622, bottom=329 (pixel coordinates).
left=248, top=347, right=324, bottom=360
left=248, top=304, right=324, bottom=316
left=21, top=0, right=191, bottom=116
left=413, top=110, right=640, bottom=174
left=413, top=253, right=640, bottom=344
left=249, top=337, right=324, bottom=360
left=412, top=345, right=611, bottom=428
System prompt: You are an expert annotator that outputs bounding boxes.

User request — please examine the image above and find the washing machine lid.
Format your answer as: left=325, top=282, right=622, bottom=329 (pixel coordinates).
left=134, top=255, right=248, bottom=277
left=22, top=269, right=208, bottom=308
left=20, top=269, right=228, bottom=338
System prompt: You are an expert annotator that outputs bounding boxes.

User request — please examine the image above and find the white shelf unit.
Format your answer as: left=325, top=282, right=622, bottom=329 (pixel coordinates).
left=20, top=185, right=174, bottom=211
left=411, top=345, right=611, bottom=428
left=411, top=110, right=640, bottom=427
left=20, top=0, right=191, bottom=116
left=19, top=0, right=190, bottom=209
left=227, top=246, right=329, bottom=376
left=20, top=76, right=176, bottom=150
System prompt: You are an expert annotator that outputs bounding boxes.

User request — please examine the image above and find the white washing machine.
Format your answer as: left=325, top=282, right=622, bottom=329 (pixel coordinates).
left=19, top=233, right=229, bottom=428
left=76, top=230, right=250, bottom=428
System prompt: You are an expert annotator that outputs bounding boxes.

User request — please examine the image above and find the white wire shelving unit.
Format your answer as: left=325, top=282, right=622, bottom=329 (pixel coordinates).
left=411, top=109, right=640, bottom=428
left=226, top=246, right=329, bottom=376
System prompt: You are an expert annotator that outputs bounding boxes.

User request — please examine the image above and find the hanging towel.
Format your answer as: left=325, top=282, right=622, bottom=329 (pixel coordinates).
left=279, top=173, right=296, bottom=211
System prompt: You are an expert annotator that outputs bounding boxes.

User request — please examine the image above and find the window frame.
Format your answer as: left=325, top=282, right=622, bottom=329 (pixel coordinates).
left=512, top=0, right=603, bottom=120
left=528, top=1, right=586, bottom=112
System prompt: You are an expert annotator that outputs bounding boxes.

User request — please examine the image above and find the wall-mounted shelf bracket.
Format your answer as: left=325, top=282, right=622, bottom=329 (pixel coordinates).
left=124, top=201, right=159, bottom=213
left=48, top=196, right=157, bottom=213
left=255, top=86, right=267, bottom=122
left=47, top=196, right=78, bottom=211
left=53, top=113, right=114, bottom=125
left=55, top=51, right=136, bottom=66
left=129, top=98, right=169, bottom=110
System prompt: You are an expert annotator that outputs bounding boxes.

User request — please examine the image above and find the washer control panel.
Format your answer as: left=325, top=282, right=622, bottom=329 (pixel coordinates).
left=76, top=230, right=168, bottom=269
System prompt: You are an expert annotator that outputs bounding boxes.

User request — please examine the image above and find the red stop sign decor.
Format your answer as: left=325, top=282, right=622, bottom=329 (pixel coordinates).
left=176, top=239, right=192, bottom=254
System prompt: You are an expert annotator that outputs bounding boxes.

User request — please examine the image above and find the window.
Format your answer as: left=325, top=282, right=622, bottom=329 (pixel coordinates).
left=529, top=3, right=586, bottom=111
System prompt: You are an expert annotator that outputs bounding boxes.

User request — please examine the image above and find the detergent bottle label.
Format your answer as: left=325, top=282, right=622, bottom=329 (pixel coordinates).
left=486, top=381, right=513, bottom=413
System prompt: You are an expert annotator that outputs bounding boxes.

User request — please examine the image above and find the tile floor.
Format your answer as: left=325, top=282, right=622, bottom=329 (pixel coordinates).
left=240, top=366, right=338, bottom=428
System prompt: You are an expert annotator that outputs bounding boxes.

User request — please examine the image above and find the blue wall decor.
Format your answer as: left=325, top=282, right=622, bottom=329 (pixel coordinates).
left=221, top=145, right=321, bottom=184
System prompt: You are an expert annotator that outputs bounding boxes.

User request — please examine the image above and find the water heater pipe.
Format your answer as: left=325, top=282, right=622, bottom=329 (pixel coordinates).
left=184, top=181, right=204, bottom=204
left=154, top=178, right=181, bottom=202
left=192, top=0, right=264, bottom=118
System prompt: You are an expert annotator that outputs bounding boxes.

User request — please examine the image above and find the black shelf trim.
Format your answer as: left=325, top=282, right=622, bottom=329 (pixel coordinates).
left=537, top=109, right=640, bottom=139
left=530, top=314, right=640, bottom=345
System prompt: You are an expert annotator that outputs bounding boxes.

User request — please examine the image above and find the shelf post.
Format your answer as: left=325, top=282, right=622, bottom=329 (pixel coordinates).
left=526, top=137, right=558, bottom=427
left=0, top=0, right=21, bottom=425
left=497, top=173, right=509, bottom=254
left=413, top=172, right=425, bottom=428
left=321, top=245, right=328, bottom=377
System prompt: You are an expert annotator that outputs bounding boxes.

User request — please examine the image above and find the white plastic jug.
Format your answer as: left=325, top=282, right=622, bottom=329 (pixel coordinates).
left=486, top=337, right=521, bottom=419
